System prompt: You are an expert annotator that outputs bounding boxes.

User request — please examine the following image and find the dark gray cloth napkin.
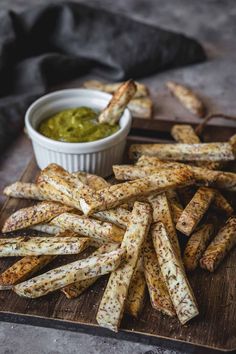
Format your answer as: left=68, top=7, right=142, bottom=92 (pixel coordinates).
left=0, top=1, right=206, bottom=151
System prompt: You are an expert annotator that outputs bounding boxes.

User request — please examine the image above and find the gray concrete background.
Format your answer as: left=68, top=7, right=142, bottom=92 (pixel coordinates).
left=0, top=1, right=236, bottom=353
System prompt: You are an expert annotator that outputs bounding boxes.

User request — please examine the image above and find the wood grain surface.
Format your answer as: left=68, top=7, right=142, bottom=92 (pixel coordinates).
left=0, top=136, right=235, bottom=353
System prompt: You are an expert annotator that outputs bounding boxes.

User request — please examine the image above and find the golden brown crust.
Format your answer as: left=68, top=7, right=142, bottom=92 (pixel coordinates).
left=0, top=256, right=54, bottom=287
left=176, top=187, right=215, bottom=236
left=183, top=224, right=215, bottom=272
left=171, top=124, right=222, bottom=170
left=96, top=202, right=152, bottom=331
left=152, top=222, right=199, bottom=324
left=125, top=257, right=146, bottom=317
left=2, top=201, right=72, bottom=233
left=0, top=236, right=90, bottom=256
left=62, top=243, right=119, bottom=299
left=200, top=217, right=236, bottom=272
left=136, top=156, right=236, bottom=192
left=80, top=168, right=194, bottom=215
left=3, top=182, right=44, bottom=200
left=148, top=193, right=181, bottom=258
left=166, top=190, right=183, bottom=225
left=98, top=80, right=137, bottom=125
left=51, top=212, right=124, bottom=243
left=129, top=143, right=235, bottom=162
left=13, top=248, right=125, bottom=298
left=143, top=237, right=175, bottom=317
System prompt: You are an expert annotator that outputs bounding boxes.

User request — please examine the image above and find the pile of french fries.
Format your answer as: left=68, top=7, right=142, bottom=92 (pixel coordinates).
left=1, top=123, right=235, bottom=332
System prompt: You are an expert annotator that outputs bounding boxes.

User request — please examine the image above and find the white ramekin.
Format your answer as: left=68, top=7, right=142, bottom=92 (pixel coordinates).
left=25, top=89, right=132, bottom=177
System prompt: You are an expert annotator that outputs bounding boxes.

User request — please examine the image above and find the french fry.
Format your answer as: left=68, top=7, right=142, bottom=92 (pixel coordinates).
left=98, top=80, right=137, bottom=125
left=94, top=208, right=130, bottom=229
left=213, top=191, right=234, bottom=216
left=62, top=243, right=119, bottom=299
left=83, top=80, right=148, bottom=98
left=0, top=236, right=90, bottom=257
left=39, top=164, right=130, bottom=226
left=166, top=190, right=183, bottom=224
left=0, top=230, right=78, bottom=288
left=38, top=181, right=76, bottom=207
left=200, top=217, right=236, bottom=272
left=171, top=124, right=201, bottom=144
left=0, top=256, right=54, bottom=289
left=73, top=171, right=110, bottom=190
left=37, top=164, right=84, bottom=209
left=125, top=257, right=146, bottom=317
left=148, top=193, right=181, bottom=258
left=96, top=202, right=152, bottom=331
left=143, top=237, right=175, bottom=316
left=127, top=97, right=153, bottom=119
left=30, top=223, right=63, bottom=234
left=166, top=81, right=205, bottom=117
left=114, top=163, right=215, bottom=188
left=2, top=201, right=72, bottom=233
left=171, top=124, right=222, bottom=171
left=129, top=142, right=235, bottom=162
left=183, top=224, right=215, bottom=272
left=176, top=187, right=215, bottom=236
left=51, top=212, right=124, bottom=243
left=14, top=248, right=125, bottom=298
left=3, top=182, right=44, bottom=200
left=152, top=222, right=199, bottom=324
left=80, top=168, right=194, bottom=215
left=136, top=156, right=236, bottom=192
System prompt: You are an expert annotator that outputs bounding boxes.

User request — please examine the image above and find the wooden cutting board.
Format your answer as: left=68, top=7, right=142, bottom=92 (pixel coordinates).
left=0, top=138, right=235, bottom=354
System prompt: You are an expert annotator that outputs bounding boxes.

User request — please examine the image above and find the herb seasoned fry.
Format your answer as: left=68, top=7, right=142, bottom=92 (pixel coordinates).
left=80, top=168, right=194, bottom=215
left=125, top=258, right=146, bottom=317
left=39, top=164, right=130, bottom=226
left=166, top=81, right=205, bottom=117
left=200, top=217, right=236, bottom=272
left=2, top=201, right=72, bottom=233
left=148, top=193, right=181, bottom=258
left=0, top=256, right=54, bottom=289
left=51, top=212, right=124, bottom=243
left=14, top=248, right=125, bottom=298
left=3, top=182, right=44, bottom=200
left=166, top=190, right=183, bottom=225
left=0, top=230, right=79, bottom=288
left=213, top=191, right=234, bottom=216
left=143, top=237, right=175, bottom=316
left=62, top=243, right=119, bottom=299
left=176, top=187, right=215, bottom=236
left=183, top=224, right=215, bottom=271
left=98, top=80, right=137, bottom=125
left=152, top=222, right=199, bottom=324
left=171, top=124, right=222, bottom=170
left=136, top=156, right=236, bottom=191
left=129, top=142, right=235, bottom=162
left=0, top=236, right=90, bottom=257
left=96, top=202, right=152, bottom=331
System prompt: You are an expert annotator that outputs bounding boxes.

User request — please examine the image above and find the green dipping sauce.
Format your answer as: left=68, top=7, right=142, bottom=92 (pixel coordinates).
left=38, top=107, right=119, bottom=143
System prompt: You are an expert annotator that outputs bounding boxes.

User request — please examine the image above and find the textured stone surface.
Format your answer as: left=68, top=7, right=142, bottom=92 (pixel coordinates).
left=0, top=1, right=235, bottom=353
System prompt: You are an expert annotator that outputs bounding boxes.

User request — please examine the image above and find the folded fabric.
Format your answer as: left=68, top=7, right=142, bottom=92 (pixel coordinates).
left=0, top=2, right=206, bottom=151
